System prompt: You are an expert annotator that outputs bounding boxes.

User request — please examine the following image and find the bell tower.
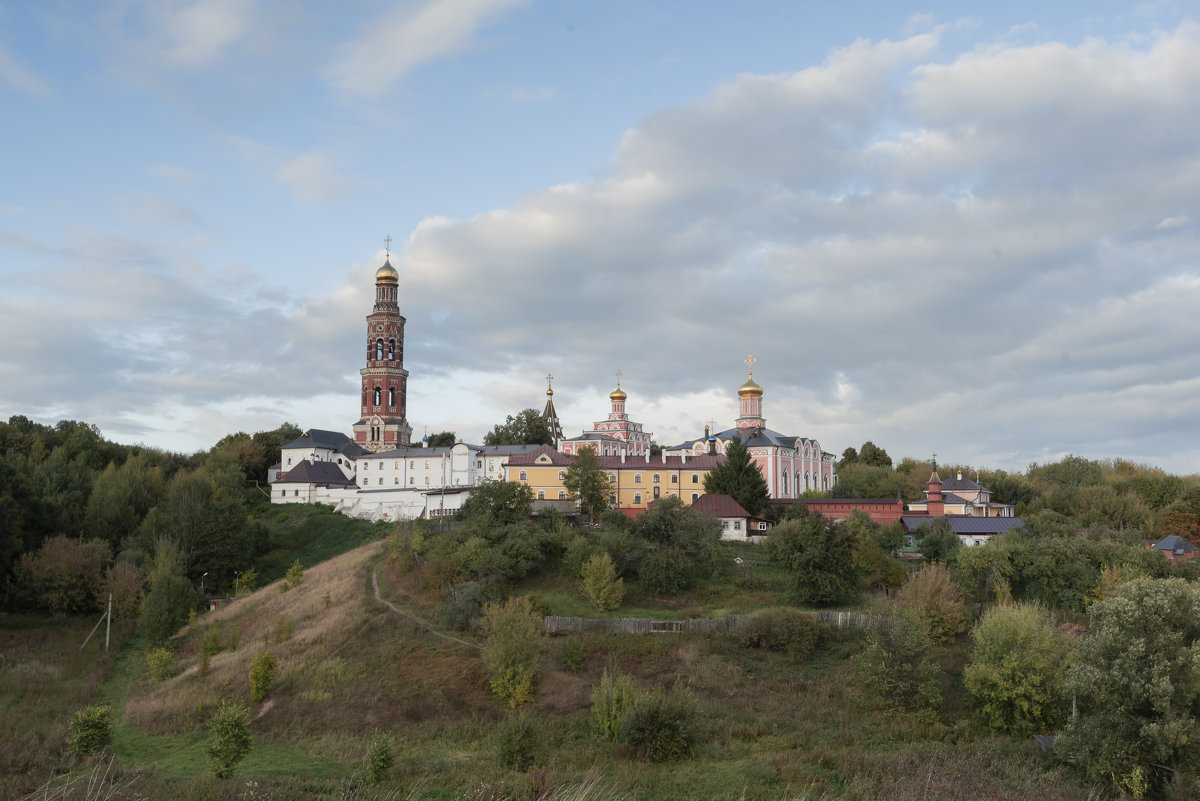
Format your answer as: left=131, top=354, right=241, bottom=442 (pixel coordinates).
left=352, top=248, right=413, bottom=452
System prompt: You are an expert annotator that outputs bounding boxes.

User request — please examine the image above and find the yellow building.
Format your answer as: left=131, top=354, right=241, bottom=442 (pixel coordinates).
left=503, top=445, right=723, bottom=513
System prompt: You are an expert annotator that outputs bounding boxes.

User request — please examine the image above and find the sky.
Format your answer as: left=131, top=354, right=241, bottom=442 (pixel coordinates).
left=2, top=1, right=1199, bottom=475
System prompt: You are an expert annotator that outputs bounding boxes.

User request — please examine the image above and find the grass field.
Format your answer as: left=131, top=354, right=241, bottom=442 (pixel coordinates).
left=3, top=522, right=1119, bottom=800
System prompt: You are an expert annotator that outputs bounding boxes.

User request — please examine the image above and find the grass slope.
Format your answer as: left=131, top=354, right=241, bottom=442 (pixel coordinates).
left=6, top=530, right=1113, bottom=800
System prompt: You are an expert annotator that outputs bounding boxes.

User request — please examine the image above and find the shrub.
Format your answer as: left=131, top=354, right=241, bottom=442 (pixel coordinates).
left=364, top=729, right=397, bottom=784
left=964, top=602, right=1077, bottom=735
left=638, top=546, right=690, bottom=595
left=591, top=668, right=637, bottom=742
left=66, top=704, right=112, bottom=758
left=146, top=646, right=173, bottom=682
left=206, top=701, right=252, bottom=778
left=481, top=596, right=542, bottom=708
left=236, top=567, right=258, bottom=597
left=273, top=615, right=295, bottom=642
left=896, top=562, right=967, bottom=645
left=496, top=714, right=540, bottom=772
left=618, top=690, right=697, bottom=762
left=735, top=607, right=820, bottom=660
left=283, top=560, right=304, bottom=590
left=249, top=651, right=278, bottom=703
left=856, top=608, right=942, bottom=718
left=439, top=580, right=492, bottom=631
left=201, top=628, right=223, bottom=657
left=560, top=637, right=585, bottom=672
left=581, top=553, right=624, bottom=612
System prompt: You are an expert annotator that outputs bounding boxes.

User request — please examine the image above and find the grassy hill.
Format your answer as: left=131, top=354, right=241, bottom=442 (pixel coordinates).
left=2, top=526, right=1113, bottom=801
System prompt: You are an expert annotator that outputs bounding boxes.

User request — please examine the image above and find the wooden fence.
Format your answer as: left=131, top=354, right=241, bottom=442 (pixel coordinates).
left=541, top=609, right=878, bottom=635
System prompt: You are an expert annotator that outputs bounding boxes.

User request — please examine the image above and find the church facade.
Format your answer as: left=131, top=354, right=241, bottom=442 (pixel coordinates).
left=664, top=360, right=837, bottom=499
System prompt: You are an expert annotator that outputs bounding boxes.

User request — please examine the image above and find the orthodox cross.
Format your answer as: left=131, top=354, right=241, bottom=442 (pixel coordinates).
left=744, top=353, right=756, bottom=378
left=615, top=369, right=623, bottom=388
left=546, top=373, right=554, bottom=391
left=384, top=235, right=392, bottom=257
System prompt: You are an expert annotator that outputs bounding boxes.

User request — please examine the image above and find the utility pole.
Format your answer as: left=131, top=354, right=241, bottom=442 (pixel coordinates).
left=105, top=593, right=112, bottom=651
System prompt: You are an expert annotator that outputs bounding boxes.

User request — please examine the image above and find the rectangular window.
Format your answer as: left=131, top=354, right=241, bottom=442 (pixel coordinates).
left=409, top=460, right=414, bottom=469
left=734, top=521, right=742, bottom=530
left=635, top=474, right=642, bottom=484
left=608, top=473, right=616, bottom=482
left=394, top=477, right=399, bottom=485
left=409, top=477, right=414, bottom=484
left=692, top=474, right=699, bottom=484
left=634, top=493, right=642, bottom=504
left=395, top=461, right=400, bottom=469
left=653, top=474, right=660, bottom=483
left=558, top=470, right=566, bottom=480
left=520, top=470, right=528, bottom=481
left=425, top=460, right=430, bottom=469
left=670, top=474, right=678, bottom=483
left=425, top=476, right=430, bottom=484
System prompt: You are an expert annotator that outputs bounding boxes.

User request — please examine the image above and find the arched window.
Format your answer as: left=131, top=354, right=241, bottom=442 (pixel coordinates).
left=652, top=474, right=660, bottom=484
left=388, top=339, right=395, bottom=360
left=558, top=491, right=566, bottom=499
left=691, top=493, right=699, bottom=502
left=653, top=486, right=660, bottom=499
left=388, top=387, right=395, bottom=406
left=537, top=491, right=545, bottom=500
left=373, top=387, right=381, bottom=406
left=519, top=470, right=527, bottom=481
left=608, top=473, right=616, bottom=483
left=375, top=339, right=383, bottom=360
left=782, top=472, right=788, bottom=495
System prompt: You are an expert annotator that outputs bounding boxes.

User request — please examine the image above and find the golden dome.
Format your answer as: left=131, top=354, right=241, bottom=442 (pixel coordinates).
left=738, top=377, right=763, bottom=398
left=375, top=259, right=399, bottom=284
left=610, top=386, right=627, bottom=402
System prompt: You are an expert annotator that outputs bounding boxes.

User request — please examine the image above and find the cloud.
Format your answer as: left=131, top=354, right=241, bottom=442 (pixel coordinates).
left=0, top=44, right=49, bottom=96
left=326, top=0, right=532, bottom=96
left=357, top=24, right=1200, bottom=470
left=1156, top=215, right=1189, bottom=229
left=108, top=0, right=255, bottom=70
left=274, top=150, right=360, bottom=202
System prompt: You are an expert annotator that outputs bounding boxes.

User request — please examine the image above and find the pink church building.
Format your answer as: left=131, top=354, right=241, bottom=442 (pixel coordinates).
left=558, top=376, right=652, bottom=457
left=665, top=361, right=836, bottom=499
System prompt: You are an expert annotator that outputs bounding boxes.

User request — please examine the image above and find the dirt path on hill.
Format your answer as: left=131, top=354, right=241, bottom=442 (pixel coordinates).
left=371, top=561, right=482, bottom=651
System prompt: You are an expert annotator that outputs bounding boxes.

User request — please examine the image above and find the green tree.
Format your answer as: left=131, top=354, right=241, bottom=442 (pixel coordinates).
left=481, top=596, right=542, bottom=708
left=580, top=552, right=623, bottom=611
left=563, top=446, right=611, bottom=519
left=767, top=512, right=861, bottom=605
left=456, top=481, right=534, bottom=528
left=364, top=729, right=397, bottom=783
left=15, top=535, right=111, bottom=614
left=249, top=651, right=278, bottom=703
left=483, top=409, right=553, bottom=446
left=426, top=431, right=457, bottom=448
left=896, top=562, right=967, bottom=645
left=1061, top=578, right=1200, bottom=795
left=703, top=435, right=770, bottom=515
left=856, top=608, right=941, bottom=718
left=66, top=704, right=112, bottom=758
left=915, top=517, right=961, bottom=563
left=857, top=440, right=892, bottom=468
left=964, top=603, right=1076, bottom=735
left=206, top=701, right=252, bottom=778
left=138, top=540, right=197, bottom=644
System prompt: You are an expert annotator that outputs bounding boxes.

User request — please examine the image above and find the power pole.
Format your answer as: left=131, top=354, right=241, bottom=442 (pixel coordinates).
left=105, top=593, right=112, bottom=650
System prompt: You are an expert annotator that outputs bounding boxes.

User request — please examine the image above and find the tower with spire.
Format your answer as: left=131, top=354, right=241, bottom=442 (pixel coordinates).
left=352, top=243, right=413, bottom=452
left=542, top=374, right=564, bottom=447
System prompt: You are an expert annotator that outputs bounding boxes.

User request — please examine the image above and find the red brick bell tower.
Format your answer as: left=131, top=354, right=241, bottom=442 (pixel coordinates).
left=352, top=252, right=412, bottom=452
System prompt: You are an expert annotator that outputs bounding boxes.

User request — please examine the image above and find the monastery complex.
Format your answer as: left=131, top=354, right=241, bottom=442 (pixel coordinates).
left=269, top=255, right=1020, bottom=545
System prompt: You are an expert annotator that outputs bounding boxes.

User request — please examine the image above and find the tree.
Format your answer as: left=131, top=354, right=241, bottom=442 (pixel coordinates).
left=15, top=535, right=111, bottom=614
left=563, top=446, right=611, bottom=518
left=703, top=435, right=770, bottom=515
left=963, top=603, right=1076, bottom=735
left=915, top=517, right=961, bottom=563
left=206, top=701, right=252, bottom=778
left=767, top=513, right=862, bottom=606
left=426, top=431, right=456, bottom=448
left=1061, top=578, right=1200, bottom=795
left=456, top=481, right=534, bottom=528
left=483, top=409, right=553, bottom=446
left=480, top=596, right=542, bottom=708
left=581, top=553, right=623, bottom=611
left=896, top=562, right=967, bottom=645
left=857, top=440, right=892, bottom=468
left=856, top=608, right=942, bottom=718
left=138, top=540, right=197, bottom=644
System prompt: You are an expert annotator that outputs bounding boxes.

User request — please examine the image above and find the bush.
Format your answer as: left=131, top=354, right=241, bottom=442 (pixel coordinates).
left=591, top=668, right=637, bottom=742
left=896, top=562, right=967, bottom=645
left=481, top=596, right=542, bottom=708
left=438, top=580, right=493, bottom=631
left=206, top=701, right=252, bottom=778
left=364, top=729, right=397, bottom=784
left=236, top=567, right=258, bottom=597
left=201, top=628, right=223, bottom=657
left=618, top=690, right=697, bottom=762
left=735, top=607, right=820, bottom=660
left=638, top=546, right=690, bottom=595
left=559, top=637, right=585, bottom=672
left=66, top=704, right=112, bottom=758
left=249, top=651, right=278, bottom=703
left=581, top=553, right=624, bottom=612
left=283, top=559, right=303, bottom=590
left=496, top=714, right=540, bottom=772
left=856, top=608, right=942, bottom=718
left=146, top=646, right=173, bottom=682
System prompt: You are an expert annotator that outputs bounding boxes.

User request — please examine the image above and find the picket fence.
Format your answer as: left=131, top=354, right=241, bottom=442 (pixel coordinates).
left=541, top=609, right=878, bottom=635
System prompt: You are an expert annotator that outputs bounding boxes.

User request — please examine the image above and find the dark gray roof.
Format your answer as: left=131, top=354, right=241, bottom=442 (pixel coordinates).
left=282, top=428, right=352, bottom=450
left=278, top=460, right=356, bottom=485
left=669, top=426, right=822, bottom=452
left=1151, top=535, right=1198, bottom=554
left=902, top=516, right=1024, bottom=535
left=940, top=476, right=983, bottom=491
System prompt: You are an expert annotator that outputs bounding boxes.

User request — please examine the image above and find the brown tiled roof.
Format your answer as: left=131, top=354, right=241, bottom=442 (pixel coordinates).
left=692, top=493, right=750, bottom=518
